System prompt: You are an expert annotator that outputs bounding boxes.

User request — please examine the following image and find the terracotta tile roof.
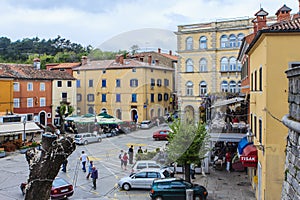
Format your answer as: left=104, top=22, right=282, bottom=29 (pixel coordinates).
left=48, top=62, right=81, bottom=69
left=268, top=17, right=300, bottom=30
left=0, top=63, right=75, bottom=80
left=73, top=59, right=174, bottom=71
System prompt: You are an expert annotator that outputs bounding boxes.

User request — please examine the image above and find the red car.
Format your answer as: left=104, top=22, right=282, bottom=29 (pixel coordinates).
left=21, top=177, right=74, bottom=199
left=153, top=129, right=171, bottom=141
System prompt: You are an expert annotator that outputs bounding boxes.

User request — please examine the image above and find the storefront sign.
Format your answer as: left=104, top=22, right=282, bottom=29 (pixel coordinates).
left=240, top=155, right=258, bottom=167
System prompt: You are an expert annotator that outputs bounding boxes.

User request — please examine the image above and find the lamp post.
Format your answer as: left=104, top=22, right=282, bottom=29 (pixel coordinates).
left=23, top=116, right=27, bottom=145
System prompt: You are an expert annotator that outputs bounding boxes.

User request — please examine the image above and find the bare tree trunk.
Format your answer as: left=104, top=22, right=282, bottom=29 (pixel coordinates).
left=24, top=134, right=76, bottom=200
left=184, top=162, right=191, bottom=183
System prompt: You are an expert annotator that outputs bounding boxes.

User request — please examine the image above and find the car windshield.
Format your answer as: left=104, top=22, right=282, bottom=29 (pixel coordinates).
left=74, top=135, right=82, bottom=138
left=52, top=178, right=68, bottom=187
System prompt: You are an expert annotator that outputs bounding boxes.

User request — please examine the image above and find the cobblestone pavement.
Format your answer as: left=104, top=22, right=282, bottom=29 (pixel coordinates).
left=191, top=167, right=256, bottom=200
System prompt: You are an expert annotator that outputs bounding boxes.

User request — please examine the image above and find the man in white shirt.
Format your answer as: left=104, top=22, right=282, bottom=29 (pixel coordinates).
left=80, top=151, right=89, bottom=172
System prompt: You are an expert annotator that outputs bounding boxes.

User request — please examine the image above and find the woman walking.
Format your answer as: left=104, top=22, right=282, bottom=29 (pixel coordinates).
left=122, top=152, right=129, bottom=170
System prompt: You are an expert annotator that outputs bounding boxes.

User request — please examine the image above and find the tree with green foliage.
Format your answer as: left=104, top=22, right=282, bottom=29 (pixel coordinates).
left=167, top=120, right=210, bottom=182
left=55, top=102, right=74, bottom=134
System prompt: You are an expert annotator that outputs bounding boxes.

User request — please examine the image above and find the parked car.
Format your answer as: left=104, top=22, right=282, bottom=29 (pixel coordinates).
left=21, top=177, right=74, bottom=199
left=74, top=132, right=102, bottom=145
left=150, top=178, right=208, bottom=200
left=118, top=121, right=137, bottom=133
left=140, top=120, right=154, bottom=129
left=118, top=168, right=171, bottom=191
left=152, top=129, right=171, bottom=141
left=132, top=160, right=174, bottom=176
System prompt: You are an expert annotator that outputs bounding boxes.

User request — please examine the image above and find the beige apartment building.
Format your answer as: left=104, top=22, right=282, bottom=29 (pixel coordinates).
left=175, top=18, right=253, bottom=122
left=73, top=56, right=174, bottom=122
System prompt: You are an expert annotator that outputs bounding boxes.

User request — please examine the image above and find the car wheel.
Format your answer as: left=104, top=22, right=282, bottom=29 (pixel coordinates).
left=155, top=196, right=163, bottom=200
left=98, top=138, right=102, bottom=142
left=122, top=183, right=131, bottom=191
left=84, top=140, right=88, bottom=145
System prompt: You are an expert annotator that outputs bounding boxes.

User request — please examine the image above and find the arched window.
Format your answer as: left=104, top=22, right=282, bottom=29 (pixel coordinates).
left=221, top=80, right=228, bottom=92
left=186, top=59, right=194, bottom=72
left=237, top=81, right=241, bottom=93
left=186, top=81, right=193, bottom=96
left=221, top=57, right=228, bottom=71
left=220, top=35, right=228, bottom=48
left=229, top=80, right=236, bottom=93
left=199, top=81, right=207, bottom=95
left=237, top=33, right=244, bottom=47
left=199, top=58, right=207, bottom=72
left=229, top=34, right=236, bottom=48
left=199, top=36, right=207, bottom=49
left=186, top=37, right=193, bottom=50
left=229, top=57, right=236, bottom=71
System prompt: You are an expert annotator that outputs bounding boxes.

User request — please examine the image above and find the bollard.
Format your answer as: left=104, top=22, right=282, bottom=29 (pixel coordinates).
left=186, top=189, right=193, bottom=200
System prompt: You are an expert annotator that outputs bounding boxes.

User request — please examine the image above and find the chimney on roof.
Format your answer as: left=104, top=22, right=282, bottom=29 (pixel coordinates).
left=169, top=50, right=172, bottom=55
left=276, top=4, right=292, bottom=22
left=158, top=48, right=161, bottom=54
left=155, top=59, right=159, bottom=66
left=33, top=58, right=41, bottom=69
left=254, top=8, right=268, bottom=34
left=148, top=55, right=152, bottom=65
left=120, top=55, right=124, bottom=65
left=81, top=56, right=88, bottom=65
left=115, top=55, right=120, bottom=63
left=252, top=18, right=258, bottom=34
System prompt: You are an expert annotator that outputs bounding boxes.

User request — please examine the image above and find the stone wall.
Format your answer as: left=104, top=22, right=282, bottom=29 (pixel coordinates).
left=281, top=65, right=300, bottom=200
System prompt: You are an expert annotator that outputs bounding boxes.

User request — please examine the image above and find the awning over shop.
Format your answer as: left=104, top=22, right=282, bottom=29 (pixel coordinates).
left=0, top=122, right=43, bottom=136
left=211, top=97, right=244, bottom=108
left=240, top=144, right=258, bottom=167
left=237, top=136, right=252, bottom=155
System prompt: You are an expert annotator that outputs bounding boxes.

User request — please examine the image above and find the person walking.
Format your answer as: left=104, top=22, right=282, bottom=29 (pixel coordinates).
left=137, top=146, right=143, bottom=161
left=123, top=152, right=129, bottom=170
left=61, top=159, right=68, bottom=173
left=119, top=150, right=124, bottom=170
left=156, top=118, right=160, bottom=126
left=80, top=151, right=89, bottom=172
left=190, top=163, right=196, bottom=179
left=225, top=151, right=231, bottom=173
left=86, top=161, right=93, bottom=179
left=91, top=166, right=98, bottom=190
left=128, top=145, right=134, bottom=164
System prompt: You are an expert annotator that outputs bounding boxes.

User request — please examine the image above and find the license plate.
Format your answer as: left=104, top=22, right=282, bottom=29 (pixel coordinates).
left=61, top=189, right=68, bottom=192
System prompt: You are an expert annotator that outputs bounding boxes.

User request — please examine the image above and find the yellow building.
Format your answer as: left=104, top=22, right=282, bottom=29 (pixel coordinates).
left=175, top=18, right=253, bottom=123
left=242, top=5, right=300, bottom=200
left=0, top=77, right=13, bottom=114
left=73, top=56, right=174, bottom=122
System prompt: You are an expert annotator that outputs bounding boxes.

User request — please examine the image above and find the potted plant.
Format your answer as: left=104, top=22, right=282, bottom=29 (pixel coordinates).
left=0, top=150, right=6, bottom=158
left=19, top=145, right=30, bottom=154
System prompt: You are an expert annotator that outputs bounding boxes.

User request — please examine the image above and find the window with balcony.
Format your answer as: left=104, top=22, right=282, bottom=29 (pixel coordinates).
left=221, top=57, right=229, bottom=71
left=229, top=80, right=236, bottom=93
left=151, top=79, right=155, bottom=87
left=229, top=57, right=237, bottom=71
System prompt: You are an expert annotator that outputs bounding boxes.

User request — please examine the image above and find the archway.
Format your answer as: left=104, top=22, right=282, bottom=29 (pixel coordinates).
left=116, top=109, right=122, bottom=120
left=150, top=109, right=154, bottom=120
left=39, top=111, right=46, bottom=126
left=131, top=109, right=138, bottom=122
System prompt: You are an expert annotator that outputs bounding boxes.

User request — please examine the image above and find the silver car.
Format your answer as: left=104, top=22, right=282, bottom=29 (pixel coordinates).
left=140, top=120, right=154, bottom=129
left=118, top=168, right=170, bottom=191
left=74, top=133, right=102, bottom=145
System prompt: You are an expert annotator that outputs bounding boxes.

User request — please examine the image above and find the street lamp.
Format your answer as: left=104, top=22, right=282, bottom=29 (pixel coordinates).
left=23, top=116, right=27, bottom=145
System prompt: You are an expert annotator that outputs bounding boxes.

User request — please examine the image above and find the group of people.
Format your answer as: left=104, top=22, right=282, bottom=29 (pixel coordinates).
left=119, top=145, right=144, bottom=170
left=80, top=151, right=98, bottom=190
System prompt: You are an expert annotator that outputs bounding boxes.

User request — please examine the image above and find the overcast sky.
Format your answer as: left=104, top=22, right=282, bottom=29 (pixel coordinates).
left=0, top=0, right=299, bottom=50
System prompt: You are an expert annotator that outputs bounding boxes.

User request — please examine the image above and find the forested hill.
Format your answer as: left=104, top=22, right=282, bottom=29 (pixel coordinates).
left=0, top=36, right=92, bottom=69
